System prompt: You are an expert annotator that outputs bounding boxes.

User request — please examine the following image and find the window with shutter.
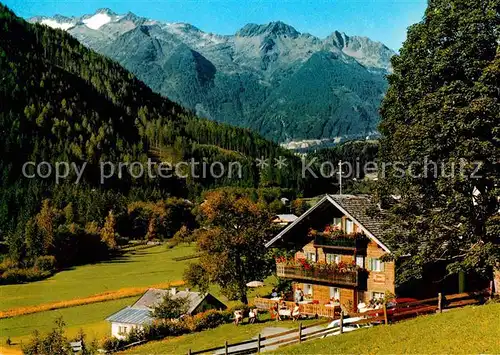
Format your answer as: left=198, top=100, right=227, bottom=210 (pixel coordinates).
left=369, top=258, right=384, bottom=272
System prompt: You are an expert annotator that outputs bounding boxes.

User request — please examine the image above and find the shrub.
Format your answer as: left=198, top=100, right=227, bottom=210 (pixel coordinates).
left=23, top=317, right=71, bottom=355
left=0, top=267, right=50, bottom=285
left=100, top=336, right=123, bottom=352
left=125, top=327, right=145, bottom=343
left=185, top=309, right=231, bottom=332
left=34, top=255, right=57, bottom=273
left=0, top=258, right=17, bottom=274
left=115, top=309, right=234, bottom=349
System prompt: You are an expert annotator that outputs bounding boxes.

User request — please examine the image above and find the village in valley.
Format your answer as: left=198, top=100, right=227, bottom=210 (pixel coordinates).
left=0, top=0, right=499, bottom=354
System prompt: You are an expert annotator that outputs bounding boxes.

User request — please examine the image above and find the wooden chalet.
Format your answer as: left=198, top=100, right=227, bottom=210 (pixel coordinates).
left=264, top=194, right=488, bottom=314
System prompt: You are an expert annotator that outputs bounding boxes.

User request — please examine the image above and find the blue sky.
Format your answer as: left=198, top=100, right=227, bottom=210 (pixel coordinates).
left=4, top=0, right=427, bottom=51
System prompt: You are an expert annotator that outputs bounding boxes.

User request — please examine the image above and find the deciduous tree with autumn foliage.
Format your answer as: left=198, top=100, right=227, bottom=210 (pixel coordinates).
left=184, top=190, right=275, bottom=304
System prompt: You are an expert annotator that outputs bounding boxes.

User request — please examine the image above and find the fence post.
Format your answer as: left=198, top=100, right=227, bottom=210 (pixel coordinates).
left=187, top=349, right=191, bottom=355
left=298, top=322, right=303, bottom=343
left=339, top=312, right=344, bottom=334
left=257, top=333, right=261, bottom=353
left=383, top=303, right=388, bottom=325
left=438, top=293, right=442, bottom=313
left=224, top=340, right=228, bottom=355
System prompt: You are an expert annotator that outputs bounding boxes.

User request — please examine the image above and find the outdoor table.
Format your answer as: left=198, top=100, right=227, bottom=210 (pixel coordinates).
left=278, top=309, right=291, bottom=318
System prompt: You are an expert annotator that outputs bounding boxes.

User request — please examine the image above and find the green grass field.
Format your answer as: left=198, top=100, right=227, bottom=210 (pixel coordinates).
left=0, top=243, right=278, bottom=353
left=120, top=314, right=319, bottom=355
left=274, top=303, right=500, bottom=354
left=0, top=244, right=196, bottom=353
left=0, top=244, right=195, bottom=311
left=0, top=297, right=137, bottom=346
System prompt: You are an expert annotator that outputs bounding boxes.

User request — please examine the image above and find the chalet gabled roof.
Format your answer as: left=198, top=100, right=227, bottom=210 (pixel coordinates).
left=265, top=194, right=393, bottom=252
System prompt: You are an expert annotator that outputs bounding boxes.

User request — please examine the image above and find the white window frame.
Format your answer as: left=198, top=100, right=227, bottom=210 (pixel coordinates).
left=304, top=283, right=313, bottom=296
left=333, top=217, right=342, bottom=228
left=118, top=325, right=128, bottom=335
left=370, top=258, right=384, bottom=272
left=305, top=252, right=316, bottom=262
left=356, top=255, right=365, bottom=268
left=372, top=291, right=385, bottom=300
left=329, top=287, right=340, bottom=300
left=326, top=253, right=341, bottom=264
left=345, top=219, right=354, bottom=233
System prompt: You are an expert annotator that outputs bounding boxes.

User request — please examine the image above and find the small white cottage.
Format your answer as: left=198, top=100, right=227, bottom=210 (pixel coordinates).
left=106, top=287, right=226, bottom=339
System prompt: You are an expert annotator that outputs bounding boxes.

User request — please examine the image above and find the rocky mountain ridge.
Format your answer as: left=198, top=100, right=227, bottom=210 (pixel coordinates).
left=30, top=9, right=395, bottom=144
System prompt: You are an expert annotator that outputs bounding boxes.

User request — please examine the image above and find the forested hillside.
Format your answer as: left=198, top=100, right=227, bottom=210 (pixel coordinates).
left=0, top=4, right=303, bottom=270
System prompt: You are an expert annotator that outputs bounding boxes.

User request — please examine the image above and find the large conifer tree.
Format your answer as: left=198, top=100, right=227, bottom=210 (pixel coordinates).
left=379, top=0, right=500, bottom=282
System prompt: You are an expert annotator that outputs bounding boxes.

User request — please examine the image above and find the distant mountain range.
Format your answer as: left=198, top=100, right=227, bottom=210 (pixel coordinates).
left=30, top=8, right=395, bottom=145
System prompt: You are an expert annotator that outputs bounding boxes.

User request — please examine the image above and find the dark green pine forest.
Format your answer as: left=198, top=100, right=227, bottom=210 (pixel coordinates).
left=0, top=4, right=308, bottom=275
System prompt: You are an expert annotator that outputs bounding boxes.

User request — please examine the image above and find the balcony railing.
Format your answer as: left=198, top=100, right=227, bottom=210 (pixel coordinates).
left=276, top=264, right=359, bottom=287
left=314, top=235, right=356, bottom=248
left=253, top=297, right=340, bottom=319
left=313, top=233, right=366, bottom=250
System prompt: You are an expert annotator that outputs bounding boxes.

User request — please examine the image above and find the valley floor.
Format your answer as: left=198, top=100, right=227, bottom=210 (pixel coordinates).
left=0, top=243, right=275, bottom=353
left=0, top=245, right=194, bottom=351
left=0, top=244, right=195, bottom=312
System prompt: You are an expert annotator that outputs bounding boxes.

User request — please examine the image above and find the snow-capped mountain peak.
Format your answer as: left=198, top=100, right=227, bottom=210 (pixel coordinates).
left=82, top=12, right=112, bottom=30
left=28, top=9, right=395, bottom=143
left=40, top=18, right=75, bottom=30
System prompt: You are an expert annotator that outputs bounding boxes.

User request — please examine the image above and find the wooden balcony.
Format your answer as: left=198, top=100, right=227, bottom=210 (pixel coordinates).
left=253, top=297, right=340, bottom=319
left=313, top=233, right=366, bottom=250
left=276, top=264, right=359, bottom=287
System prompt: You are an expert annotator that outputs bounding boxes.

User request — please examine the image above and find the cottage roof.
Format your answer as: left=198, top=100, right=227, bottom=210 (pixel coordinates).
left=273, top=214, right=298, bottom=223
left=106, top=307, right=153, bottom=325
left=132, top=288, right=223, bottom=315
left=106, top=289, right=226, bottom=325
left=265, top=194, right=393, bottom=252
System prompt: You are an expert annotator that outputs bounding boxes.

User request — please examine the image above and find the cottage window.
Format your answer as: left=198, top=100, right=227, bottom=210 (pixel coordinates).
left=329, top=287, right=340, bottom=300
left=304, top=283, right=313, bottom=296
left=372, top=291, right=385, bottom=300
left=356, top=255, right=364, bottom=268
left=369, top=258, right=384, bottom=272
left=118, top=326, right=128, bottom=335
left=333, top=217, right=342, bottom=228
left=345, top=219, right=354, bottom=233
left=305, top=252, right=316, bottom=262
left=326, top=253, right=341, bottom=264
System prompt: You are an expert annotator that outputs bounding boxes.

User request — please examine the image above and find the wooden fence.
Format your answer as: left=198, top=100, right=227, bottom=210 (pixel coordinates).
left=188, top=291, right=489, bottom=354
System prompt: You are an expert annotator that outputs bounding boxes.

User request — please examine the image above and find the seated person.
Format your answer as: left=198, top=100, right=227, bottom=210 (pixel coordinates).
left=368, top=298, right=377, bottom=308
left=291, top=303, right=301, bottom=321
left=233, top=310, right=244, bottom=325
left=357, top=301, right=368, bottom=312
